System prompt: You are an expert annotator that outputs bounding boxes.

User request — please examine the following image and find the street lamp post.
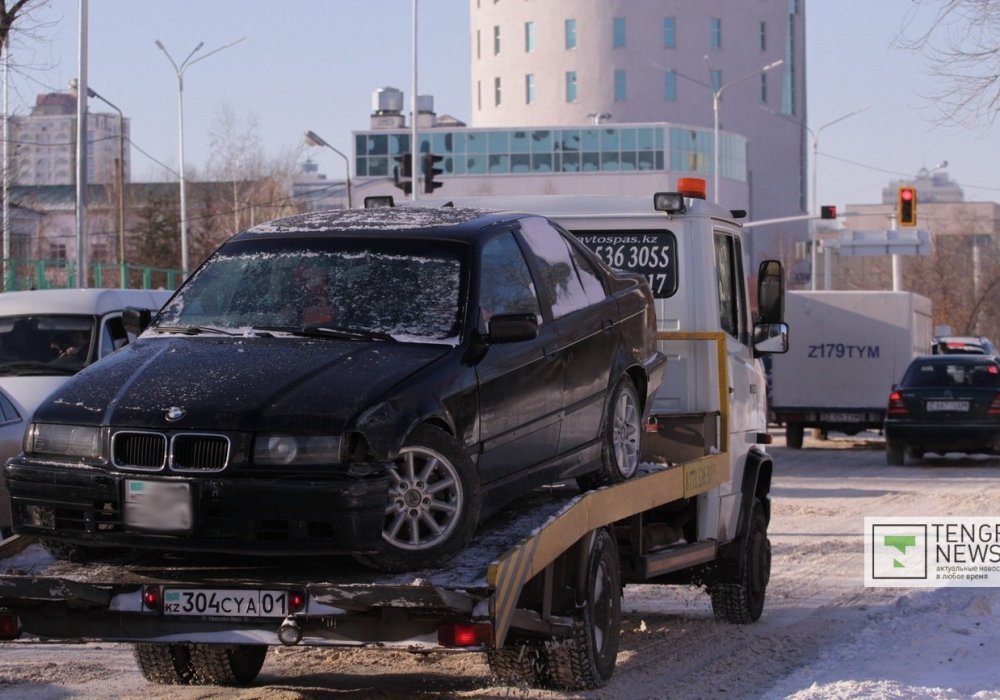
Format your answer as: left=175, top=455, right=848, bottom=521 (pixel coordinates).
left=155, top=37, right=245, bottom=277
left=78, top=84, right=127, bottom=287
left=807, top=107, right=869, bottom=289
left=303, top=130, right=353, bottom=208
left=707, top=58, right=783, bottom=203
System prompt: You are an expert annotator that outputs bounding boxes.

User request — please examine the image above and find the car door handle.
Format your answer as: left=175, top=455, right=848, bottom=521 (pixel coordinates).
left=602, top=319, right=614, bottom=332
left=544, top=342, right=559, bottom=359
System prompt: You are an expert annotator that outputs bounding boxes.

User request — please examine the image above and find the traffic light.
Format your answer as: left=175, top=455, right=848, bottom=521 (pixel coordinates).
left=820, top=205, right=837, bottom=219
left=393, top=153, right=412, bottom=195
left=898, top=186, right=917, bottom=227
left=422, top=153, right=444, bottom=193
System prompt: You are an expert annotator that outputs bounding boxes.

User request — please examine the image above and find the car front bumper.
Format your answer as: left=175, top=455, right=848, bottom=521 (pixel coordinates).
left=5, top=459, right=390, bottom=555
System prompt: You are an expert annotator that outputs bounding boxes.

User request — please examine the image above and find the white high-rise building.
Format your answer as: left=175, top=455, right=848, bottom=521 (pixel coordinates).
left=469, top=0, right=808, bottom=257
left=10, top=92, right=130, bottom=187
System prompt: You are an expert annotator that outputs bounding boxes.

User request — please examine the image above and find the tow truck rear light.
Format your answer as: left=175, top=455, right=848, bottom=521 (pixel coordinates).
left=0, top=612, right=21, bottom=640
left=288, top=589, right=306, bottom=613
left=887, top=391, right=909, bottom=415
left=142, top=586, right=162, bottom=611
left=438, top=622, right=492, bottom=647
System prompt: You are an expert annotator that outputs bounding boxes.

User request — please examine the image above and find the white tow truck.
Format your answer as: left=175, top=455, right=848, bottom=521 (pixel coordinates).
left=0, top=179, right=788, bottom=691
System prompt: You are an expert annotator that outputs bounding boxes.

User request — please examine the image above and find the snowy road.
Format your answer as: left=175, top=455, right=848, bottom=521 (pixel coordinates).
left=1, top=431, right=999, bottom=698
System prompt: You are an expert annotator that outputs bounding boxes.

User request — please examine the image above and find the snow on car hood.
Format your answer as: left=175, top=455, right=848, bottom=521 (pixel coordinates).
left=34, top=336, right=450, bottom=432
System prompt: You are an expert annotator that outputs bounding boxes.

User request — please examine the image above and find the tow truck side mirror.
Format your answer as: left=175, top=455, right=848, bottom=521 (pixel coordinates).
left=757, top=260, right=784, bottom=324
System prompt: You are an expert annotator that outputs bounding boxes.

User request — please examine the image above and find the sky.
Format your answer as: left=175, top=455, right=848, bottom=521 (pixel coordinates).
left=5, top=0, right=1000, bottom=211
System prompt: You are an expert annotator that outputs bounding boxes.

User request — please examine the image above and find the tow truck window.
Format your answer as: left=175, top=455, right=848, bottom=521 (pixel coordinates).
left=714, top=232, right=746, bottom=342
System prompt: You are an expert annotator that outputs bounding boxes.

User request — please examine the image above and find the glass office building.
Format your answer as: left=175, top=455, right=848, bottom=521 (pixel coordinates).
left=354, top=124, right=746, bottom=183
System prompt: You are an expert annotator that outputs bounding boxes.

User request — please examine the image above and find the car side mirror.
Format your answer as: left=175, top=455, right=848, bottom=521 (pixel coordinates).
left=123, top=307, right=153, bottom=339
left=753, top=321, right=788, bottom=356
left=487, top=313, right=538, bottom=344
left=757, top=260, right=784, bottom=324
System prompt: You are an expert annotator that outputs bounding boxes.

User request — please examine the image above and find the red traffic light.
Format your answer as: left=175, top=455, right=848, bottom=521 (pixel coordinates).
left=820, top=205, right=837, bottom=219
left=898, top=186, right=917, bottom=227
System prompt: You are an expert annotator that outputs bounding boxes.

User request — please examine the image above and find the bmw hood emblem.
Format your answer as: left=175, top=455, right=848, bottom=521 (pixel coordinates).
left=166, top=406, right=186, bottom=422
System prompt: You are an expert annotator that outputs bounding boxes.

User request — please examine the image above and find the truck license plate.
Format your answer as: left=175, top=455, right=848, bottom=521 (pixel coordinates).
left=123, top=479, right=192, bottom=532
left=820, top=412, right=864, bottom=423
left=163, top=589, right=290, bottom=618
left=926, top=400, right=969, bottom=412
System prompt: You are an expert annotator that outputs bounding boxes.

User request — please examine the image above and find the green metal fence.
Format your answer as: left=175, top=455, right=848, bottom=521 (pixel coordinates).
left=1, top=260, right=182, bottom=291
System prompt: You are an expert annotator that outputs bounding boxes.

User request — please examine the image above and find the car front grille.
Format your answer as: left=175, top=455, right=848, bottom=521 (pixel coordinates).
left=112, top=431, right=230, bottom=473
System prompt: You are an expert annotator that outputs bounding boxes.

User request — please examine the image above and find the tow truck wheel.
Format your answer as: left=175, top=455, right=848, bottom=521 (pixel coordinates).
left=357, top=425, right=481, bottom=572
left=785, top=423, right=804, bottom=449
left=711, top=497, right=770, bottom=624
left=132, top=643, right=195, bottom=685
left=188, top=643, right=267, bottom=685
left=578, top=377, right=641, bottom=490
left=487, top=643, right=550, bottom=688
left=545, top=528, right=622, bottom=690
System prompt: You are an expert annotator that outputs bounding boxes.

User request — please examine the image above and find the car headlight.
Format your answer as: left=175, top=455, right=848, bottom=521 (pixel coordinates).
left=253, top=435, right=344, bottom=466
left=26, top=423, right=104, bottom=460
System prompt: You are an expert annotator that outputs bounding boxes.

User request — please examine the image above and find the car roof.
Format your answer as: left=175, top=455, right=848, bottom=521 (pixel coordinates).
left=238, top=207, right=524, bottom=243
left=0, top=288, right=173, bottom=317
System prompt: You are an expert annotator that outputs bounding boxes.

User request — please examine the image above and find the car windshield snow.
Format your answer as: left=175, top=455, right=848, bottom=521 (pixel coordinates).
left=156, top=236, right=467, bottom=344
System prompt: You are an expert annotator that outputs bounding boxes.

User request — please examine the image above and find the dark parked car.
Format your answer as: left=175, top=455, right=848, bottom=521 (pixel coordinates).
left=884, top=354, right=1000, bottom=465
left=5, top=207, right=665, bottom=571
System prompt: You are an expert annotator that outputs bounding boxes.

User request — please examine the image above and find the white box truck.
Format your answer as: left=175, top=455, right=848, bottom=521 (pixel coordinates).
left=769, top=291, right=932, bottom=448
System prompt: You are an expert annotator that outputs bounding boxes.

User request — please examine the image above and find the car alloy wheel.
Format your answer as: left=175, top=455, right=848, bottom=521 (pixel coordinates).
left=383, top=445, right=464, bottom=551
left=611, top=386, right=640, bottom=479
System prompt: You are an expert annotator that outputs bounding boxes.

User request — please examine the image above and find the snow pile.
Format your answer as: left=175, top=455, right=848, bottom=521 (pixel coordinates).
left=767, top=586, right=1000, bottom=698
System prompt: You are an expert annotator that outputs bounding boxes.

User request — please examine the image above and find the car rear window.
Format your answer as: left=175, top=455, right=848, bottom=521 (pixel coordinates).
left=902, top=360, right=1000, bottom=388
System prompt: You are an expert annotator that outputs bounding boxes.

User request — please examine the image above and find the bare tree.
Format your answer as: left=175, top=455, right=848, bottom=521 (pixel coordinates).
left=0, top=1, right=39, bottom=54
left=897, top=0, right=1000, bottom=126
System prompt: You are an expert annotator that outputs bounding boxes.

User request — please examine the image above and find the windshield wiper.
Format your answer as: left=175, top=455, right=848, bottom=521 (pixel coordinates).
left=151, top=325, right=239, bottom=336
left=289, top=325, right=396, bottom=342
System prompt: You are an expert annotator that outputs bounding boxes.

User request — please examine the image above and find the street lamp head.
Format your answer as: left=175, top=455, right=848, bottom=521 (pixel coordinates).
left=154, top=39, right=165, bottom=50
left=304, top=130, right=330, bottom=148
left=762, top=59, right=784, bottom=72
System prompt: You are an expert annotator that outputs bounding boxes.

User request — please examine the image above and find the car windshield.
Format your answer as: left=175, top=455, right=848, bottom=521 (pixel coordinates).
left=156, top=236, right=467, bottom=344
left=902, top=360, right=1000, bottom=388
left=0, top=315, right=95, bottom=375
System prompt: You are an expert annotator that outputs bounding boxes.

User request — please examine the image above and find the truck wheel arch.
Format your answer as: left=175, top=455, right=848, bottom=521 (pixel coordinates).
left=736, top=448, right=772, bottom=538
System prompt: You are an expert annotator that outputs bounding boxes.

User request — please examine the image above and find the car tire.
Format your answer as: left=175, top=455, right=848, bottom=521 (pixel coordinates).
left=886, top=441, right=906, bottom=466
left=358, top=425, right=480, bottom=573
left=577, top=377, right=641, bottom=491
left=785, top=423, right=804, bottom=449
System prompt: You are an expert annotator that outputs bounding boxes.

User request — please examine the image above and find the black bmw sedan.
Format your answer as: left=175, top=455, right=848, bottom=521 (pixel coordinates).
left=6, top=207, right=665, bottom=571
left=885, top=354, right=1000, bottom=465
